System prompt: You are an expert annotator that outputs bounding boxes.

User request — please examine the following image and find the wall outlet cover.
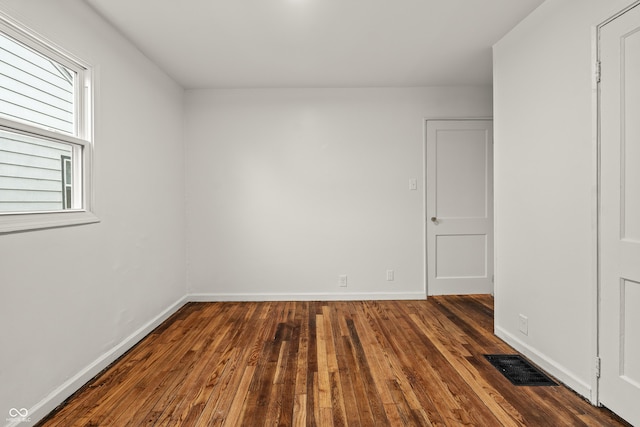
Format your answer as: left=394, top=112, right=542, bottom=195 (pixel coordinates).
left=518, top=314, right=528, bottom=336
left=339, top=274, right=348, bottom=287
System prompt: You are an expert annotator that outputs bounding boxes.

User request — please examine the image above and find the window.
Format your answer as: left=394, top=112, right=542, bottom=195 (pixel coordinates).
left=0, top=13, right=97, bottom=233
left=61, top=155, right=72, bottom=209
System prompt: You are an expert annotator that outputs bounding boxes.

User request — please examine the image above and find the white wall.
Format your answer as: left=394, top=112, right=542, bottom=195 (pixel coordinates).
left=185, top=87, right=492, bottom=300
left=493, top=0, right=635, bottom=401
left=0, top=1, right=185, bottom=424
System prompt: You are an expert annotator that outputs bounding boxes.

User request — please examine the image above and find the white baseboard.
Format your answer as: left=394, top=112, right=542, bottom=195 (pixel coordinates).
left=16, top=291, right=426, bottom=426
left=495, top=326, right=592, bottom=400
left=188, top=291, right=427, bottom=302
left=15, top=295, right=188, bottom=427
left=25, top=293, right=596, bottom=427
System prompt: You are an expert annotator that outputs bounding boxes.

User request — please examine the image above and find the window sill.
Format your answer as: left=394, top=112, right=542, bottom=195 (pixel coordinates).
left=0, top=210, right=100, bottom=234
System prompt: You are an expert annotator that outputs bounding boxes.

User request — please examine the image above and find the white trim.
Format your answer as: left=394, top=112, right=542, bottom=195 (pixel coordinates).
left=0, top=118, right=89, bottom=148
left=188, top=292, right=427, bottom=302
left=590, top=22, right=602, bottom=407
left=422, top=119, right=428, bottom=299
left=0, top=210, right=99, bottom=234
left=15, top=291, right=429, bottom=425
left=0, top=9, right=91, bottom=75
left=598, top=0, right=640, bottom=28
left=495, top=326, right=592, bottom=400
left=12, top=295, right=189, bottom=427
left=0, top=12, right=97, bottom=233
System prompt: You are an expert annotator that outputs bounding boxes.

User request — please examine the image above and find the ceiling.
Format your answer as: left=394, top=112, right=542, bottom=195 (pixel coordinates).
left=85, top=0, right=544, bottom=89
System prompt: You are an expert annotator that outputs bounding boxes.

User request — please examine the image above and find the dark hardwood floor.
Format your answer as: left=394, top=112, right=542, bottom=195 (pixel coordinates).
left=38, top=296, right=628, bottom=426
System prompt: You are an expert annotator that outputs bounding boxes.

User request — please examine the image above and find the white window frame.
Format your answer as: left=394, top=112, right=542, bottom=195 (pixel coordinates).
left=0, top=13, right=98, bottom=233
left=61, top=155, right=72, bottom=209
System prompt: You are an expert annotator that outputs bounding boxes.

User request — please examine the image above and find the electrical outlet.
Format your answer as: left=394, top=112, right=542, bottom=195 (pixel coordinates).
left=519, top=314, right=528, bottom=336
left=386, top=269, right=394, bottom=281
left=339, top=274, right=348, bottom=287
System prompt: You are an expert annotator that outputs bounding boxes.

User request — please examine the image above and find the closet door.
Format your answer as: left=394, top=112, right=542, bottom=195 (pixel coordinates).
left=599, top=4, right=640, bottom=426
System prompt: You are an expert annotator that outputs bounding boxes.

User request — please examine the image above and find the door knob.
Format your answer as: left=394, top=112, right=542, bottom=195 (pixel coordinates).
left=431, top=217, right=438, bottom=223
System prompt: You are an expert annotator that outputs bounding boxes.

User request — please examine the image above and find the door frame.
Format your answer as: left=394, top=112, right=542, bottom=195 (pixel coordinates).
left=594, top=0, right=640, bottom=407
left=423, top=117, right=493, bottom=298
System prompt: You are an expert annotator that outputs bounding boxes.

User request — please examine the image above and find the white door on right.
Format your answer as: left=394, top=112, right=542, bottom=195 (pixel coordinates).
left=599, top=4, right=640, bottom=426
left=426, top=120, right=493, bottom=295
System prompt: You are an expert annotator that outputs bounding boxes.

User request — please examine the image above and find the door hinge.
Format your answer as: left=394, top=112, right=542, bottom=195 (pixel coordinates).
left=595, top=357, right=601, bottom=378
left=595, top=61, right=601, bottom=84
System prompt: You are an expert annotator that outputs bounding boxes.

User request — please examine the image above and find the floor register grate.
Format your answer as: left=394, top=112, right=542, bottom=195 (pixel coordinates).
left=484, top=354, right=558, bottom=386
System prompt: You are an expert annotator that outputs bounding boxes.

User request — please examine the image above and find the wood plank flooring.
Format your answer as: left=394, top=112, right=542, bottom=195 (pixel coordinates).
left=37, top=296, right=628, bottom=426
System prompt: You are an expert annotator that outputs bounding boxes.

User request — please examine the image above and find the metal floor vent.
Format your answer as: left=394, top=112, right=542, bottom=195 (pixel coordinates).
left=484, top=354, right=558, bottom=386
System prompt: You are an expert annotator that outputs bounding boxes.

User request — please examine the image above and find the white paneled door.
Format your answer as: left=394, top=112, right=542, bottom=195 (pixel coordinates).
left=599, top=4, right=640, bottom=426
left=426, top=120, right=493, bottom=295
